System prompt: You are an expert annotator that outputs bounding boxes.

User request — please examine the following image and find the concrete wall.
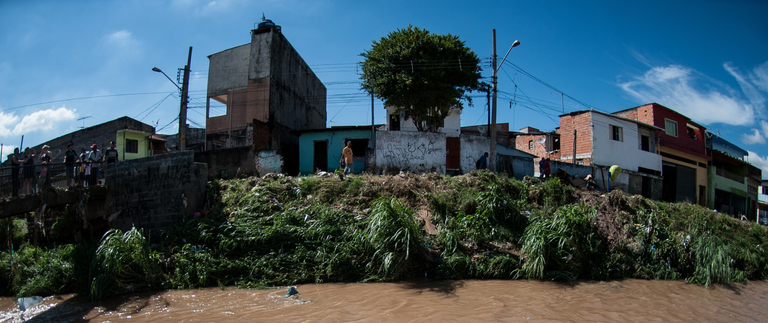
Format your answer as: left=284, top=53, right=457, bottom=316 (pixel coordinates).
left=206, top=43, right=251, bottom=96
left=496, top=143, right=537, bottom=178
left=460, top=134, right=490, bottom=173
left=194, top=146, right=253, bottom=179
left=550, top=160, right=592, bottom=178
left=499, top=155, right=534, bottom=180
left=265, top=29, right=326, bottom=131
left=591, top=112, right=662, bottom=172
left=593, top=166, right=662, bottom=199
left=255, top=150, right=283, bottom=175
left=298, top=129, right=372, bottom=175
left=375, top=131, right=446, bottom=174
left=106, top=151, right=207, bottom=234
left=195, top=146, right=284, bottom=180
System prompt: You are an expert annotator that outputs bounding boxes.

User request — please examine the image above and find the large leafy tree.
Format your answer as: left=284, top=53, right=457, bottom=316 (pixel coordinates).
left=360, top=26, right=482, bottom=132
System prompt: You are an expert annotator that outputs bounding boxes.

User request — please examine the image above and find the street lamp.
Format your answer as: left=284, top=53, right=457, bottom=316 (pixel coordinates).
left=490, top=30, right=520, bottom=172
left=152, top=67, right=181, bottom=91
left=152, top=46, right=192, bottom=151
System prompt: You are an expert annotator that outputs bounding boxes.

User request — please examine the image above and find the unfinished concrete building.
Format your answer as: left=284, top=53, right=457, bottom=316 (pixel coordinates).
left=205, top=16, right=327, bottom=174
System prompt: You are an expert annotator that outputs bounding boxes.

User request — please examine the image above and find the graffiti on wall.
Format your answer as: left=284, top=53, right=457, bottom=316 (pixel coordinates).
left=382, top=141, right=440, bottom=169
left=376, top=132, right=446, bottom=172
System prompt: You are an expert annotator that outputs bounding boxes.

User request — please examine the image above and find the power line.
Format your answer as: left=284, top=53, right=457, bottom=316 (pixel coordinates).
left=135, top=92, right=175, bottom=122
left=501, top=61, right=601, bottom=112
left=328, top=89, right=364, bottom=124
left=2, top=92, right=173, bottom=112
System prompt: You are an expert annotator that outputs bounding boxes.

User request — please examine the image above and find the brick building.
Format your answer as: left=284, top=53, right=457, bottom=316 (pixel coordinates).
left=613, top=103, right=710, bottom=205
left=557, top=110, right=663, bottom=199
left=514, top=126, right=561, bottom=174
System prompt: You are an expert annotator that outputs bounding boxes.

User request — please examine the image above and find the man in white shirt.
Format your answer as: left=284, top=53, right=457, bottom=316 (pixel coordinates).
left=87, top=144, right=103, bottom=186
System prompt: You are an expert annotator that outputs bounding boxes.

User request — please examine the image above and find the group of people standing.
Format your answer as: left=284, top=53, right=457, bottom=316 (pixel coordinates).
left=8, top=146, right=46, bottom=197
left=6, top=141, right=119, bottom=198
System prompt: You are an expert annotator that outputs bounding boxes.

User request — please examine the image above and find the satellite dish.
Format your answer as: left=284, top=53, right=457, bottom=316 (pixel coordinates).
left=538, top=138, right=546, bottom=144
left=477, top=126, right=487, bottom=135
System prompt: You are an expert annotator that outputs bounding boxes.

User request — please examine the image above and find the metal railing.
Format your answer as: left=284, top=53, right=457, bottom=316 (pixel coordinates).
left=0, top=161, right=114, bottom=199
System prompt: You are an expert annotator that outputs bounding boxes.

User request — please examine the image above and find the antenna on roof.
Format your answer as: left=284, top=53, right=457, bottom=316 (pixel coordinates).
left=77, top=116, right=92, bottom=129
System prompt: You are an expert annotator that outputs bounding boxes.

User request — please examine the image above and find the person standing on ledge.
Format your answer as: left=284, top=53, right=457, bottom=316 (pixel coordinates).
left=87, top=144, right=103, bottom=186
left=104, top=141, right=119, bottom=184
left=63, top=143, right=78, bottom=188
left=9, top=148, right=21, bottom=198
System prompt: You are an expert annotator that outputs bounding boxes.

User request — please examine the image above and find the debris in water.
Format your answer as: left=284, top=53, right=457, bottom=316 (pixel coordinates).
left=18, top=296, right=43, bottom=311
left=285, top=286, right=300, bottom=297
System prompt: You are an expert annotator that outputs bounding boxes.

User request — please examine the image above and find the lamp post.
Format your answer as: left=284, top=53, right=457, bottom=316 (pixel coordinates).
left=152, top=46, right=192, bottom=151
left=490, top=30, right=520, bottom=172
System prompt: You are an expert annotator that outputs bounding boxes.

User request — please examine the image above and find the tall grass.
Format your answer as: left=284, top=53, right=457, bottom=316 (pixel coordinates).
left=520, top=205, right=605, bottom=281
left=11, top=245, right=76, bottom=297
left=357, top=197, right=423, bottom=280
left=89, top=228, right=165, bottom=300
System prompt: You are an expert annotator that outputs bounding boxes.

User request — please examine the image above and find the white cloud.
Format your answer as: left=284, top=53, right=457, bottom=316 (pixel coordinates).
left=105, top=30, right=139, bottom=49
left=749, top=61, right=768, bottom=93
left=724, top=62, right=766, bottom=118
left=761, top=120, right=768, bottom=139
left=748, top=151, right=768, bottom=179
left=742, top=128, right=766, bottom=145
left=620, top=64, right=756, bottom=126
left=0, top=112, right=21, bottom=137
left=0, top=107, right=77, bottom=138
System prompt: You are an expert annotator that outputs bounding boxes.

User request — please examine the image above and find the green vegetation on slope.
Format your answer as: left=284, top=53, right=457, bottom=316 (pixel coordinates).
left=0, top=171, right=766, bottom=300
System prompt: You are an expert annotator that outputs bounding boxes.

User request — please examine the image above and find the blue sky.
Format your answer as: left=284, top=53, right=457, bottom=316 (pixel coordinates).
left=2, top=0, right=767, bottom=176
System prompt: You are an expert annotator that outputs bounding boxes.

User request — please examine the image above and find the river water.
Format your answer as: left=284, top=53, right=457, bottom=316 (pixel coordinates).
left=0, top=279, right=766, bottom=322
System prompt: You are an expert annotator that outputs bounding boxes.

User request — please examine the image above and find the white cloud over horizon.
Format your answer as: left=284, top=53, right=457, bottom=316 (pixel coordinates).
left=742, top=129, right=766, bottom=145
left=620, top=60, right=768, bottom=151
left=619, top=64, right=756, bottom=126
left=748, top=151, right=768, bottom=179
left=0, top=107, right=77, bottom=139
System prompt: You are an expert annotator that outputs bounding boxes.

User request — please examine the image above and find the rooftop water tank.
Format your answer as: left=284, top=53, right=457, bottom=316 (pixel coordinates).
left=258, top=14, right=276, bottom=29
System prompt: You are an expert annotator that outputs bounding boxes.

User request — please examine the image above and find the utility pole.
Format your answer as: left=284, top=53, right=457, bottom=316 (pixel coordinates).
left=490, top=29, right=498, bottom=172
left=179, top=46, right=192, bottom=151
left=490, top=30, right=521, bottom=172
left=486, top=88, right=491, bottom=137
left=371, top=92, right=376, bottom=149
left=572, top=130, right=577, bottom=164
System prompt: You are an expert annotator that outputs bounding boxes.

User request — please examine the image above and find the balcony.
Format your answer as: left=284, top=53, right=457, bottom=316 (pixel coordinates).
left=716, top=167, right=744, bottom=184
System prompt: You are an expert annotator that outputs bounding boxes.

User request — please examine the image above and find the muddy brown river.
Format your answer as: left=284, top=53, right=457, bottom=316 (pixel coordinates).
left=0, top=279, right=766, bottom=322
